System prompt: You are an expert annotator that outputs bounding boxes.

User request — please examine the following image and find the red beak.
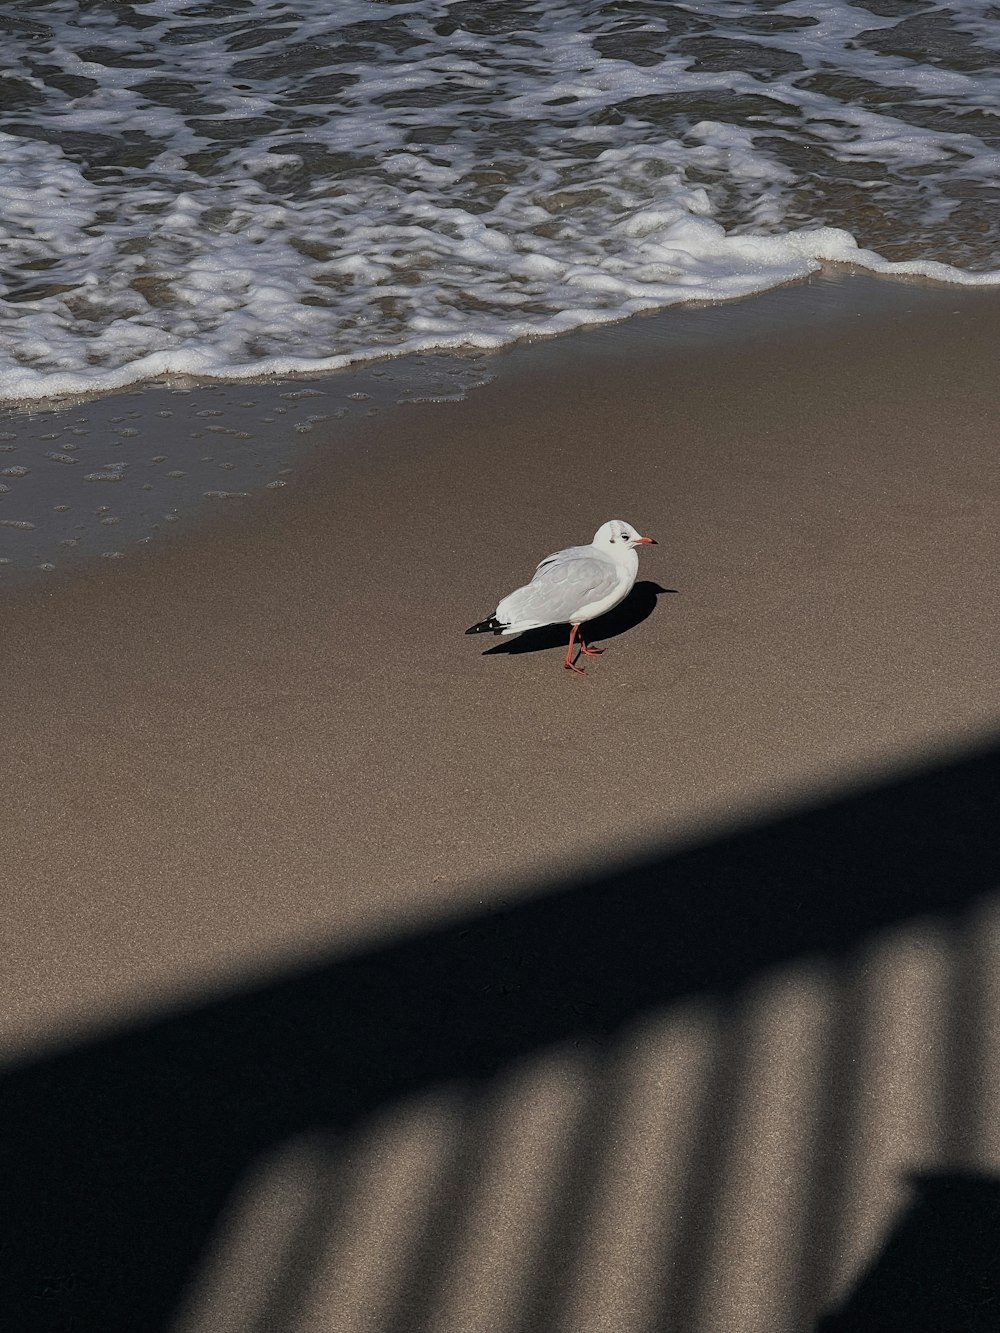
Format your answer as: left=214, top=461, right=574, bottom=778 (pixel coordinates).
left=635, top=536, right=657, bottom=545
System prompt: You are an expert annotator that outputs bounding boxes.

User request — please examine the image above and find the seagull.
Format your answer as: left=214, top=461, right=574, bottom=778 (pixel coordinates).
left=466, top=519, right=657, bottom=672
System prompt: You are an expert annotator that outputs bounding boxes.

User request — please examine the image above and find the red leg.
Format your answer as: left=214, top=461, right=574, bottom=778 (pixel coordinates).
left=578, top=628, right=605, bottom=657
left=564, top=623, right=586, bottom=673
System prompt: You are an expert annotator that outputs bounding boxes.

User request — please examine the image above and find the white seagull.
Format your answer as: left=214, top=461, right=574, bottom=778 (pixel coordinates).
left=466, top=519, right=657, bottom=673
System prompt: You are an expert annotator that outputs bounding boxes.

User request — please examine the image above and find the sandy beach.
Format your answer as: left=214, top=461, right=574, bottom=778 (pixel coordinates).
left=2, top=279, right=999, bottom=1331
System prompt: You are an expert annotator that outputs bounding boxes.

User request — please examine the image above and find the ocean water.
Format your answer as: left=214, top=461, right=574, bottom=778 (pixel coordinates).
left=2, top=0, right=1000, bottom=407
left=3, top=0, right=1000, bottom=574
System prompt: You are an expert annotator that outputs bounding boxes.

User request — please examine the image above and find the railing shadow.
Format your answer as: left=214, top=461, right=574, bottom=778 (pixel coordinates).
left=1, top=740, right=998, bottom=1331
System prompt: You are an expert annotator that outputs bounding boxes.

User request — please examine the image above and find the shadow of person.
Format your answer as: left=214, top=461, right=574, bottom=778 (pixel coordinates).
left=482, top=580, right=676, bottom=656
left=816, top=1171, right=1000, bottom=1332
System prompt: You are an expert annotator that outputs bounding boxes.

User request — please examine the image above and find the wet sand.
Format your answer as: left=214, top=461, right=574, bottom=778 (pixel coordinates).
left=2, top=279, right=999, bottom=1332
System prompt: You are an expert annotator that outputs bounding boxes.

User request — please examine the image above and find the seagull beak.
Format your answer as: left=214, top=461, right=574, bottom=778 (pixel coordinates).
left=635, top=536, right=657, bottom=545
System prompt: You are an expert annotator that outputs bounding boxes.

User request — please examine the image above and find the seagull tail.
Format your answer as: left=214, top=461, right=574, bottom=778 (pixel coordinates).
left=465, top=615, right=506, bottom=636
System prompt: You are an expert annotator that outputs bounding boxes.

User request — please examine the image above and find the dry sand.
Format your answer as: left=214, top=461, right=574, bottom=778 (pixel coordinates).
left=2, top=278, right=999, bottom=1332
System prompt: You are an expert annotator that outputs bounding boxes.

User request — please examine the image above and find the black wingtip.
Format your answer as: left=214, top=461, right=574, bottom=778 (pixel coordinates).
left=465, top=616, right=505, bottom=636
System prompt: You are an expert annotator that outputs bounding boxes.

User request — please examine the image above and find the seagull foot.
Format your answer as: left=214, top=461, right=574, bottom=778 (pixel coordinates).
left=564, top=661, right=586, bottom=675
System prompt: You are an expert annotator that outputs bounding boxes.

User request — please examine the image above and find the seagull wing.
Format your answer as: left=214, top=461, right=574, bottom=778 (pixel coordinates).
left=534, top=542, right=593, bottom=572
left=496, top=552, right=618, bottom=630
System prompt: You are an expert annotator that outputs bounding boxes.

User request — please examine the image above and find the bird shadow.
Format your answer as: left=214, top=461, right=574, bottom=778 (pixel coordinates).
left=481, top=580, right=676, bottom=656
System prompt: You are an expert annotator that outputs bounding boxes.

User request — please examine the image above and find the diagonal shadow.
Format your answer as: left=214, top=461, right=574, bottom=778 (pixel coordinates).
left=816, top=1172, right=1000, bottom=1332
left=482, top=580, right=676, bottom=655
left=0, top=739, right=998, bottom=1332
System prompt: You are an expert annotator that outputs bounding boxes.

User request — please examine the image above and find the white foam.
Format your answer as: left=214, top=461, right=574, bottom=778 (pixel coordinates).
left=2, top=0, right=1000, bottom=403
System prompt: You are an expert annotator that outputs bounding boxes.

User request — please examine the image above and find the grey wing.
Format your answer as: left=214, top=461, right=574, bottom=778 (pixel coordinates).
left=534, top=543, right=589, bottom=571
left=497, top=554, right=618, bottom=627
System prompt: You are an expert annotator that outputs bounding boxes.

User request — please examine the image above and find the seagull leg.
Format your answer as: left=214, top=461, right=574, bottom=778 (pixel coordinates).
left=578, top=629, right=605, bottom=657
left=564, top=624, right=586, bottom=674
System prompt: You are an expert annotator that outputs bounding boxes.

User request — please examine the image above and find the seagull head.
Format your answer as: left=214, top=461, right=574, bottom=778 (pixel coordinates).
left=593, top=519, right=657, bottom=554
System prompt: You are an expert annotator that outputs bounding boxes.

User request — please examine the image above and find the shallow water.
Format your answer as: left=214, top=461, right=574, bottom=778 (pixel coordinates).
left=0, top=349, right=495, bottom=575
left=3, top=0, right=1000, bottom=404
left=1, top=270, right=985, bottom=579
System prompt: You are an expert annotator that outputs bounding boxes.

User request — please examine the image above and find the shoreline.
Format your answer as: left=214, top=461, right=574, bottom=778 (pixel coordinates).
left=3, top=270, right=998, bottom=591
left=4, top=258, right=1000, bottom=414
left=0, top=266, right=988, bottom=417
